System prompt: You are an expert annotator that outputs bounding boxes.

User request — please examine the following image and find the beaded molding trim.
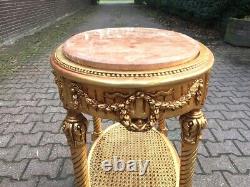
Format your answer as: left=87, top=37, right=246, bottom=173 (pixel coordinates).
left=54, top=49, right=210, bottom=78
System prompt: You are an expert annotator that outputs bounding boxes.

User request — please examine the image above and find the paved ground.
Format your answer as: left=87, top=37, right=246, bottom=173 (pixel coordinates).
left=0, top=4, right=250, bottom=187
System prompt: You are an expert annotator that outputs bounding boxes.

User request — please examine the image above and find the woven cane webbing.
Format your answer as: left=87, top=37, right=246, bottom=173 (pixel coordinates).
left=88, top=123, right=180, bottom=187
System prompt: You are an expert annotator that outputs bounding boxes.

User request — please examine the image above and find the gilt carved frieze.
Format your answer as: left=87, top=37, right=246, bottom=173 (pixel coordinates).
left=63, top=78, right=204, bottom=132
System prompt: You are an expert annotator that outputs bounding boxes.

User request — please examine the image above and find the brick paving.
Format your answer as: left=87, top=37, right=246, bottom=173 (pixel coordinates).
left=0, top=4, right=250, bottom=187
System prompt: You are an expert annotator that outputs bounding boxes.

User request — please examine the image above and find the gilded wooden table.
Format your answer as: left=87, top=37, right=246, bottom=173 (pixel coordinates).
left=50, top=28, right=214, bottom=187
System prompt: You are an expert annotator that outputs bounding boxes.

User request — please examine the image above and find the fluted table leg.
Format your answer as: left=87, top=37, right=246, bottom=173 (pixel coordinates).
left=158, top=116, right=168, bottom=136
left=179, top=109, right=207, bottom=187
left=62, top=110, right=90, bottom=187
left=92, top=116, right=103, bottom=141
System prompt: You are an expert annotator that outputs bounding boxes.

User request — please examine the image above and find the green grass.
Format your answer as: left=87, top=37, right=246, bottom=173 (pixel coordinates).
left=0, top=6, right=97, bottom=77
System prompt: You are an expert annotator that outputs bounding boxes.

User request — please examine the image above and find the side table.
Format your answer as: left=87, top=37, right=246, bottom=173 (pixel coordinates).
left=50, top=28, right=214, bottom=187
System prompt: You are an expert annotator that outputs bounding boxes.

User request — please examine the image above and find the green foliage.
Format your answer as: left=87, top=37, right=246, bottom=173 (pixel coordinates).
left=225, top=0, right=250, bottom=18
left=144, top=0, right=250, bottom=23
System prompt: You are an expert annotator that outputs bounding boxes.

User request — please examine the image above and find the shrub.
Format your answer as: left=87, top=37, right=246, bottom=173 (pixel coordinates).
left=144, top=0, right=250, bottom=23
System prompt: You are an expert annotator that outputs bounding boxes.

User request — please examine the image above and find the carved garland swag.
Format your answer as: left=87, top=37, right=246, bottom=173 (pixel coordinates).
left=65, top=79, right=204, bottom=132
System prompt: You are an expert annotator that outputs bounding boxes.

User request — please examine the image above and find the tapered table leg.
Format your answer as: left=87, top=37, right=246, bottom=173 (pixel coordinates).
left=158, top=116, right=168, bottom=136
left=179, top=109, right=207, bottom=187
left=92, top=116, right=103, bottom=141
left=62, top=110, right=90, bottom=187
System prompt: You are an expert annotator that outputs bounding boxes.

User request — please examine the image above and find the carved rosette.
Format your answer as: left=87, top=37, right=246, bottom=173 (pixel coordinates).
left=62, top=112, right=88, bottom=147
left=179, top=110, right=207, bottom=144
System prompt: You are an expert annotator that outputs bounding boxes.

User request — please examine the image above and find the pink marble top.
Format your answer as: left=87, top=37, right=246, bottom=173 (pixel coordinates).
left=62, top=28, right=200, bottom=71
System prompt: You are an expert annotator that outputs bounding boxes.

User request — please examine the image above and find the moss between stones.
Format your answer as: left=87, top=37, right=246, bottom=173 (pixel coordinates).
left=0, top=6, right=97, bottom=77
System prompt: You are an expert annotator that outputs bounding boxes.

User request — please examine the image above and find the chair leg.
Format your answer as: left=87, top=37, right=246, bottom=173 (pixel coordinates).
left=92, top=116, right=103, bottom=141
left=62, top=110, right=90, bottom=187
left=158, top=116, right=168, bottom=136
left=179, top=109, right=207, bottom=187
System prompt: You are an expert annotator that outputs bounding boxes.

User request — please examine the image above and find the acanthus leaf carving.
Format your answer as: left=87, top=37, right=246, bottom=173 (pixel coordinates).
left=179, top=110, right=207, bottom=144
left=62, top=112, right=88, bottom=147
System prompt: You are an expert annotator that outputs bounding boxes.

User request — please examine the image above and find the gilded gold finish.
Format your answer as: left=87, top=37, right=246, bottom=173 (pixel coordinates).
left=88, top=123, right=180, bottom=187
left=158, top=117, right=168, bottom=136
left=92, top=117, right=102, bottom=141
left=179, top=110, right=207, bottom=187
left=53, top=71, right=64, bottom=103
left=64, top=79, right=204, bottom=132
left=50, top=28, right=214, bottom=187
left=62, top=111, right=90, bottom=187
left=51, top=43, right=213, bottom=88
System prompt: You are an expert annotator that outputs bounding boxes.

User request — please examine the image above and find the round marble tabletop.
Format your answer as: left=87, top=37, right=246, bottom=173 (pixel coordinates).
left=51, top=27, right=214, bottom=87
left=62, top=28, right=200, bottom=71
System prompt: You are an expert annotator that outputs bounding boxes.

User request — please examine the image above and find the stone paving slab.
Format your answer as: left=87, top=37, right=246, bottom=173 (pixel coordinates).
left=0, top=4, right=250, bottom=187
